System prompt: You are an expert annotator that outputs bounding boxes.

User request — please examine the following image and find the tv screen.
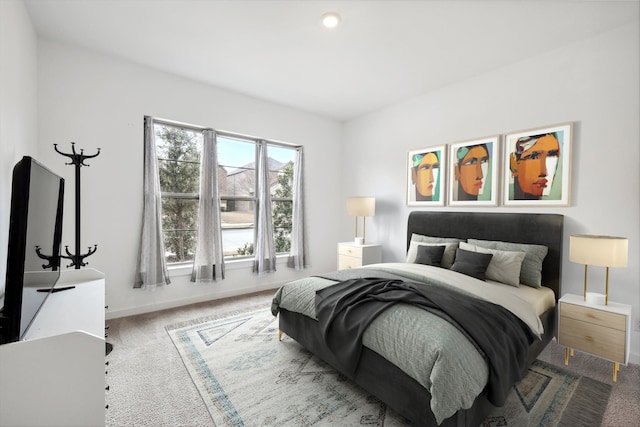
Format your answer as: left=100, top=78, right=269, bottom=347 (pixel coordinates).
left=0, top=156, right=64, bottom=344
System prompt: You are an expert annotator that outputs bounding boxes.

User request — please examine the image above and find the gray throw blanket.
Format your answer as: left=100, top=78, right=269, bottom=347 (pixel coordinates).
left=315, top=277, right=535, bottom=407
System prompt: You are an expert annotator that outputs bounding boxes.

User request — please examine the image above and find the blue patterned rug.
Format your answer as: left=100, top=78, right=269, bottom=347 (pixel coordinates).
left=166, top=308, right=409, bottom=426
left=483, top=358, right=611, bottom=426
left=167, top=308, right=610, bottom=426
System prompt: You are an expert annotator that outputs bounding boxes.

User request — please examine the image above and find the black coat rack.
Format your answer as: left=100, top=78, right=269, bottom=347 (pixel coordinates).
left=54, top=142, right=101, bottom=269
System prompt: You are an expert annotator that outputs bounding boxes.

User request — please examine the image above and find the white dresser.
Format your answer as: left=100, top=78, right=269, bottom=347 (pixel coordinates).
left=0, top=269, right=106, bottom=426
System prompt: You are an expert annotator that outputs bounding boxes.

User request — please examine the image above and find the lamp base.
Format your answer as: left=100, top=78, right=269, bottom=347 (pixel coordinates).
left=354, top=237, right=364, bottom=245
left=585, top=292, right=606, bottom=306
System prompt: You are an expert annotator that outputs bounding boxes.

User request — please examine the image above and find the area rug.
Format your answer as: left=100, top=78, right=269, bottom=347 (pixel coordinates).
left=167, top=308, right=611, bottom=427
left=483, top=358, right=611, bottom=427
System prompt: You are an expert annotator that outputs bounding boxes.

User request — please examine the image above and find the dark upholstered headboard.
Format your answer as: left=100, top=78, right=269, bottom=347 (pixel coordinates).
left=407, top=211, right=564, bottom=299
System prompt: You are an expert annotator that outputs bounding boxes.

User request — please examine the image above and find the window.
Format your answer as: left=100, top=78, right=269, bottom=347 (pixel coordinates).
left=155, top=124, right=202, bottom=264
left=269, top=145, right=296, bottom=254
left=154, top=121, right=297, bottom=265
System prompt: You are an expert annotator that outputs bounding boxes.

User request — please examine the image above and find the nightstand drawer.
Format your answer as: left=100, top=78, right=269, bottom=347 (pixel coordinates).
left=338, top=244, right=363, bottom=258
left=559, top=316, right=626, bottom=362
left=560, top=302, right=627, bottom=331
left=338, top=254, right=362, bottom=270
left=337, top=242, right=382, bottom=270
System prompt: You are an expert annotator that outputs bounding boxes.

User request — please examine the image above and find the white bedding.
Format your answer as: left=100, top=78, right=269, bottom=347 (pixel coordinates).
left=485, top=279, right=556, bottom=316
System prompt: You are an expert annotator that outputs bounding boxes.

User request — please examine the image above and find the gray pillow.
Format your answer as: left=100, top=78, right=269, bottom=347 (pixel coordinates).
left=414, top=244, right=446, bottom=267
left=459, top=242, right=525, bottom=287
left=467, top=239, right=548, bottom=288
left=450, top=248, right=493, bottom=281
left=408, top=234, right=463, bottom=268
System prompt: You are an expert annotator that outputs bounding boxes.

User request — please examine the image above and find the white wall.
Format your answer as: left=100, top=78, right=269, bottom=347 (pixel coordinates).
left=4, top=0, right=638, bottom=365
left=0, top=0, right=39, bottom=294
left=35, top=40, right=343, bottom=318
left=342, top=21, right=640, bottom=363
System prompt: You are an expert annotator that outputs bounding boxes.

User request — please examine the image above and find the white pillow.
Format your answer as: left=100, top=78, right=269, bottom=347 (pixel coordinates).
left=459, top=242, right=526, bottom=287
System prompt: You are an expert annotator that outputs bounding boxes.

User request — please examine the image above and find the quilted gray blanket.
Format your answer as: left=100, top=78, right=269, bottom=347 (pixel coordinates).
left=316, top=277, right=534, bottom=407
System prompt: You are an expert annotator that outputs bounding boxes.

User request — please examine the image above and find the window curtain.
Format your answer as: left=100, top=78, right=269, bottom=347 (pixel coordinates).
left=287, top=147, right=309, bottom=269
left=135, top=116, right=171, bottom=289
left=191, top=129, right=225, bottom=282
left=253, top=141, right=276, bottom=274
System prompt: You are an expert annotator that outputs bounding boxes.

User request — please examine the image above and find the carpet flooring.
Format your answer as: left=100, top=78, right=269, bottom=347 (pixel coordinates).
left=105, top=290, right=640, bottom=426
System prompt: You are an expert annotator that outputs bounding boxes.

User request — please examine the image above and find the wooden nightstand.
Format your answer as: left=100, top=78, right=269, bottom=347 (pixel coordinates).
left=337, top=242, right=382, bottom=270
left=558, top=293, right=631, bottom=381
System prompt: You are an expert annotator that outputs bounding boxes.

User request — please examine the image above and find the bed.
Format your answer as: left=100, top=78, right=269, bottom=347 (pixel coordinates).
left=272, top=211, right=564, bottom=426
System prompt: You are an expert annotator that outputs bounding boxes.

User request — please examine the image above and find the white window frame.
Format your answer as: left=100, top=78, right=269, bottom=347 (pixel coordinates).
left=152, top=118, right=299, bottom=271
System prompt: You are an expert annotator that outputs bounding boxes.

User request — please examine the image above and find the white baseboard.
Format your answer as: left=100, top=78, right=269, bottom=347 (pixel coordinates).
left=105, top=282, right=281, bottom=320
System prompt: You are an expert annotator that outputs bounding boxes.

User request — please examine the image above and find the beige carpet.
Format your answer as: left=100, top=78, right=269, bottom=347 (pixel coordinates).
left=105, top=290, right=640, bottom=426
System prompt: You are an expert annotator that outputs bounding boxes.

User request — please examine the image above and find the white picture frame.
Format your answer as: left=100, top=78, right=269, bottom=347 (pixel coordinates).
left=502, top=123, right=572, bottom=206
left=447, top=136, right=499, bottom=207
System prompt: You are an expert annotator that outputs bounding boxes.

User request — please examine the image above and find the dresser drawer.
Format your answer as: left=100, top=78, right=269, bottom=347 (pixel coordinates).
left=338, top=254, right=362, bottom=270
left=560, top=302, right=627, bottom=331
left=559, top=316, right=626, bottom=362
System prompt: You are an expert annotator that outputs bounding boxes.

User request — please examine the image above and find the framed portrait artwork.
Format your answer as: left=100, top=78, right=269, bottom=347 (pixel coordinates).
left=502, top=122, right=572, bottom=206
left=407, top=146, right=446, bottom=206
left=447, top=136, right=499, bottom=206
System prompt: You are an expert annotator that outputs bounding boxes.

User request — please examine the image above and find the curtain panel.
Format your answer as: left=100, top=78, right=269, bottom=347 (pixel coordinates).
left=287, top=147, right=309, bottom=270
left=253, top=141, right=276, bottom=274
left=135, top=116, right=171, bottom=289
left=191, top=129, right=225, bottom=282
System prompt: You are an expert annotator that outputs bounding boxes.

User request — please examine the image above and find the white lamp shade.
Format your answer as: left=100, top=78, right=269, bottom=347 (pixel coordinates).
left=346, top=197, right=375, bottom=217
left=570, top=234, right=628, bottom=268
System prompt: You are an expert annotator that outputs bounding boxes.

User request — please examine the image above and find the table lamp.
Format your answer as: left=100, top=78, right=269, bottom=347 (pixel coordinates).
left=346, top=197, right=375, bottom=245
left=569, top=234, right=628, bottom=305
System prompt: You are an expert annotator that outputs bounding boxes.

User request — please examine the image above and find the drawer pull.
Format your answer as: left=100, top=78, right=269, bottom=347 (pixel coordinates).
left=587, top=313, right=596, bottom=319
left=585, top=336, right=594, bottom=342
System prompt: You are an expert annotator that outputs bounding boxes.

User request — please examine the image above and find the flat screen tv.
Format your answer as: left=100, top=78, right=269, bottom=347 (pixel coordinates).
left=0, top=156, right=64, bottom=344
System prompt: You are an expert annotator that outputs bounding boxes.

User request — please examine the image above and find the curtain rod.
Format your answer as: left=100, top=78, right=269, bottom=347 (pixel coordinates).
left=151, top=116, right=301, bottom=149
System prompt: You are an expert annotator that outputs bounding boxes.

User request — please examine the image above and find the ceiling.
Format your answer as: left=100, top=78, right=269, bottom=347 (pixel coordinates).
left=24, top=1, right=638, bottom=121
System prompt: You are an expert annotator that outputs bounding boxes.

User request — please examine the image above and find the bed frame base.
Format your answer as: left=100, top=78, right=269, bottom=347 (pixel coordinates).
left=279, top=306, right=556, bottom=426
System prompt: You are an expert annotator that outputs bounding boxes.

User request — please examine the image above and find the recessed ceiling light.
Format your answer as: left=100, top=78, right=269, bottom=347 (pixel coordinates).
left=321, top=12, right=341, bottom=29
